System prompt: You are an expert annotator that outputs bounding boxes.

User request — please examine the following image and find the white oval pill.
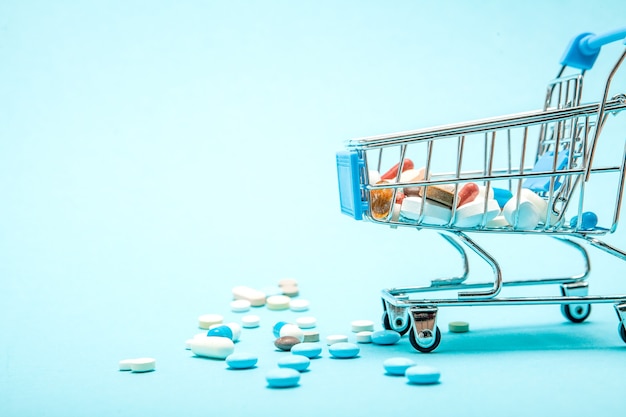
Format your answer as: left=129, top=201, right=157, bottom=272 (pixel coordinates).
left=303, top=330, right=320, bottom=342
left=296, top=316, right=317, bottom=329
left=129, top=358, right=156, bottom=373
left=230, top=299, right=251, bottom=313
left=278, top=278, right=298, bottom=287
left=119, top=359, right=134, bottom=371
left=400, top=196, right=451, bottom=225
left=503, top=189, right=547, bottom=229
left=232, top=285, right=266, bottom=307
left=280, top=323, right=305, bottom=342
left=198, top=314, right=223, bottom=330
left=266, top=295, right=291, bottom=311
left=289, top=299, right=310, bottom=312
left=190, top=336, right=235, bottom=359
left=355, top=331, right=373, bottom=343
left=351, top=319, right=375, bottom=333
left=241, top=314, right=261, bottom=328
left=453, top=198, right=500, bottom=228
left=326, top=334, right=349, bottom=345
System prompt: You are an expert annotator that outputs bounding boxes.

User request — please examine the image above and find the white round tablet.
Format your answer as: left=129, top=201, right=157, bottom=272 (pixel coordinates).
left=198, top=314, right=223, bottom=330
left=289, top=299, right=310, bottom=312
left=296, top=316, right=317, bottom=329
left=230, top=299, right=251, bottom=313
left=351, top=319, right=375, bottom=333
left=241, top=314, right=261, bottom=328
left=266, top=295, right=291, bottom=311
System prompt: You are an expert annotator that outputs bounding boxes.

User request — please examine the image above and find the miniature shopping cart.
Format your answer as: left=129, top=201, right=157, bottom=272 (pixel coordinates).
left=336, top=28, right=626, bottom=352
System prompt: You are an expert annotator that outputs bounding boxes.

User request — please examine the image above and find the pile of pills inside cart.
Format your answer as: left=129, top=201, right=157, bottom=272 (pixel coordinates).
left=119, top=277, right=455, bottom=388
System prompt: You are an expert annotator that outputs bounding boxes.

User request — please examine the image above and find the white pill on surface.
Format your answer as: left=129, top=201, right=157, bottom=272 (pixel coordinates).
left=241, top=314, right=261, bottom=328
left=355, top=331, right=373, bottom=343
left=190, top=336, right=235, bottom=359
left=280, top=323, right=305, bottom=342
left=232, top=285, right=266, bottom=307
left=129, top=358, right=156, bottom=373
left=400, top=196, right=451, bottom=225
left=296, top=316, right=317, bottom=329
left=266, top=295, right=291, bottom=311
left=230, top=299, right=251, bottom=313
left=289, top=298, right=310, bottom=312
left=303, top=330, right=320, bottom=342
left=351, top=319, right=375, bottom=332
left=278, top=278, right=298, bottom=287
left=118, top=359, right=134, bottom=371
left=198, top=314, right=223, bottom=330
left=326, top=334, right=349, bottom=345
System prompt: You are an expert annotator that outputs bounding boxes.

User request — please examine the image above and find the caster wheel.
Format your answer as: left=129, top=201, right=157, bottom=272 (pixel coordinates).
left=382, top=311, right=411, bottom=336
left=409, top=326, right=441, bottom=353
left=561, top=304, right=591, bottom=323
left=619, top=322, right=626, bottom=344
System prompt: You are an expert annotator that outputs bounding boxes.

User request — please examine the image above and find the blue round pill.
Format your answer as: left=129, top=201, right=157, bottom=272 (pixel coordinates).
left=290, top=342, right=323, bottom=359
left=207, top=325, right=233, bottom=340
left=328, top=342, right=360, bottom=359
left=225, top=352, right=258, bottom=369
left=570, top=211, right=598, bottom=230
left=277, top=355, right=310, bottom=372
left=272, top=321, right=289, bottom=338
left=405, top=365, right=441, bottom=384
left=266, top=368, right=301, bottom=388
left=383, top=357, right=416, bottom=376
left=371, top=330, right=401, bottom=345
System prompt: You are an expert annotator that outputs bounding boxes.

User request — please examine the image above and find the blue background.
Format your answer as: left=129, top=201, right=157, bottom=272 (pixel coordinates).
left=2, top=1, right=626, bottom=416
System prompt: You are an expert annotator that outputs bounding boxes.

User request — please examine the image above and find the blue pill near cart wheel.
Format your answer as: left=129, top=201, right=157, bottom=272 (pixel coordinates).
left=383, top=357, right=416, bottom=376
left=371, top=330, right=401, bottom=345
left=277, top=355, right=310, bottom=372
left=569, top=211, right=598, bottom=230
left=328, top=342, right=360, bottom=359
left=405, top=365, right=441, bottom=384
left=266, top=368, right=301, bottom=388
left=291, top=342, right=323, bottom=359
left=225, top=353, right=258, bottom=369
left=207, top=325, right=233, bottom=340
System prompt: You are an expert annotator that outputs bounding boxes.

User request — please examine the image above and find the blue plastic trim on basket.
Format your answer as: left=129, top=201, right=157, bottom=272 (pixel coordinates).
left=560, top=27, right=626, bottom=70
left=336, top=150, right=366, bottom=220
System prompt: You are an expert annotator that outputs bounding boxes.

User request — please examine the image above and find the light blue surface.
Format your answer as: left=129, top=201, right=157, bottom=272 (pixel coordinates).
left=2, top=1, right=626, bottom=416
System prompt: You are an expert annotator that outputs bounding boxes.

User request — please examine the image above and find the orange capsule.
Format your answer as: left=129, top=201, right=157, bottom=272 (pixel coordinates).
left=381, top=159, right=414, bottom=180
left=457, top=183, right=479, bottom=207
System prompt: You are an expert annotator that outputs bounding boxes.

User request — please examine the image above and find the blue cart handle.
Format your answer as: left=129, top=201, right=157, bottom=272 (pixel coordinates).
left=560, top=27, right=626, bottom=70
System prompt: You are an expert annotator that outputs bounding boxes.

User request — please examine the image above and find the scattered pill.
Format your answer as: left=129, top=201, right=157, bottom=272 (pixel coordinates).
left=280, top=324, right=305, bottom=342
left=457, top=182, right=479, bottom=207
left=383, top=357, right=416, bottom=376
left=303, top=330, right=320, bottom=343
left=266, top=368, right=301, bottom=388
left=207, top=325, right=234, bottom=340
left=224, top=322, right=242, bottom=342
left=190, top=336, right=235, bottom=359
left=273, top=321, right=289, bottom=338
left=381, top=158, right=414, bottom=180
left=326, top=334, right=349, bottom=345
left=225, top=353, right=258, bottom=370
left=198, top=314, right=223, bottom=330
left=232, top=285, right=266, bottom=307
left=278, top=278, right=298, bottom=287
left=421, top=184, right=456, bottom=208
left=230, top=299, right=251, bottom=313
left=291, top=342, right=323, bottom=359
left=370, top=182, right=394, bottom=220
left=401, top=167, right=426, bottom=197
left=296, top=316, right=317, bottom=329
left=355, top=331, right=373, bottom=343
left=281, top=285, right=299, bottom=297
left=328, top=342, right=360, bottom=359
left=405, top=365, right=441, bottom=385
left=453, top=198, right=500, bottom=228
left=371, top=330, right=401, bottom=345
left=118, top=359, right=135, bottom=371
left=448, top=321, right=470, bottom=333
left=503, top=189, right=547, bottom=229
left=274, top=336, right=301, bottom=351
left=493, top=187, right=513, bottom=208
left=278, top=355, right=311, bottom=372
left=289, top=299, right=310, bottom=312
left=241, top=315, right=261, bottom=328
left=129, top=358, right=156, bottom=373
left=400, top=196, right=451, bottom=225
left=266, top=295, right=291, bottom=311
left=351, top=319, right=375, bottom=333
left=570, top=211, right=598, bottom=230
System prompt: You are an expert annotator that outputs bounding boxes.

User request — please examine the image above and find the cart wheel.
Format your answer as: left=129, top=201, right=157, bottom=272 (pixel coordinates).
left=619, top=322, right=626, bottom=344
left=561, top=304, right=591, bottom=323
left=408, top=326, right=441, bottom=353
left=381, top=311, right=411, bottom=336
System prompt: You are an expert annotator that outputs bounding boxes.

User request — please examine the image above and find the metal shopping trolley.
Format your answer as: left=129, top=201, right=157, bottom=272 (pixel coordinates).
left=336, top=28, right=626, bottom=352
